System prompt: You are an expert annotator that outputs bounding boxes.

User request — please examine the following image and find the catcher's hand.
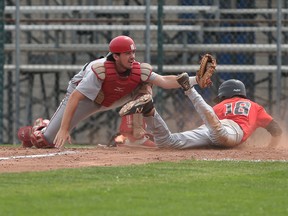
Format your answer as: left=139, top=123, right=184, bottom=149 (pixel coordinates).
left=196, top=54, right=217, bottom=88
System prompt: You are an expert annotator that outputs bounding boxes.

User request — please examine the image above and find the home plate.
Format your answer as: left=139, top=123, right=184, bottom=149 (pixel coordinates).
left=0, top=150, right=76, bottom=161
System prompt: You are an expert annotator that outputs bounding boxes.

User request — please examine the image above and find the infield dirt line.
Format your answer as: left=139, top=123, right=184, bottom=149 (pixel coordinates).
left=0, top=150, right=77, bottom=161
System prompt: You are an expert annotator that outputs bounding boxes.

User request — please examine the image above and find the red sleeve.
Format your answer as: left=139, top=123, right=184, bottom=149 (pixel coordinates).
left=255, top=104, right=273, bottom=128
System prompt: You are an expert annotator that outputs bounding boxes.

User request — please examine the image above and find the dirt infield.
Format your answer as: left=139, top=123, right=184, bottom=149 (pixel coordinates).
left=0, top=135, right=287, bottom=173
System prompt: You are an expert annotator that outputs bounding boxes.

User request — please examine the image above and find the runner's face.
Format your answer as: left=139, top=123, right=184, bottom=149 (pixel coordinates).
left=115, top=50, right=135, bottom=72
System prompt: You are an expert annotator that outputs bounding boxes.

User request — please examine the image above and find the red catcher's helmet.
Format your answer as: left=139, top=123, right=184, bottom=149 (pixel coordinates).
left=109, top=35, right=136, bottom=53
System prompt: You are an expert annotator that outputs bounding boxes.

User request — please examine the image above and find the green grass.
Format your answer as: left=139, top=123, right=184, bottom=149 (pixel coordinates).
left=0, top=160, right=287, bottom=216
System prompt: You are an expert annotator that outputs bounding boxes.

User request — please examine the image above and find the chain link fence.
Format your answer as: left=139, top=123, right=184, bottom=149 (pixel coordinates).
left=2, top=0, right=288, bottom=144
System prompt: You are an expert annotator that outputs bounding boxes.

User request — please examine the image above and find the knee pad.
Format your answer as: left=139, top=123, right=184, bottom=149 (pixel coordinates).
left=119, top=114, right=147, bottom=140
left=31, top=130, right=55, bottom=148
left=33, top=118, right=50, bottom=131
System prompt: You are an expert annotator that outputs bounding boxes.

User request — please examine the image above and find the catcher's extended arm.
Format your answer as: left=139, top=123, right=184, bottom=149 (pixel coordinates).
left=196, top=54, right=217, bottom=88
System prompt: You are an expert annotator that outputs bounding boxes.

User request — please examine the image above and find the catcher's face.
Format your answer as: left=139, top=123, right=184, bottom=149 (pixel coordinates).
left=114, top=51, right=135, bottom=73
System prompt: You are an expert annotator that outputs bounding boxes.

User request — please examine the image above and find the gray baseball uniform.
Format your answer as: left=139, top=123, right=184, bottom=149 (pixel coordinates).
left=43, top=58, right=158, bottom=144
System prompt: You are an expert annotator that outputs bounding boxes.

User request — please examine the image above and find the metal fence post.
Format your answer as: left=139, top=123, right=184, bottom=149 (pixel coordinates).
left=145, top=0, right=151, bottom=63
left=14, top=0, right=21, bottom=144
left=276, top=0, right=282, bottom=119
left=157, top=0, right=164, bottom=114
left=0, top=0, right=4, bottom=143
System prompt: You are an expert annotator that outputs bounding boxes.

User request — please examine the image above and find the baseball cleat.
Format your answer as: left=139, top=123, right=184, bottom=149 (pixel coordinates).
left=119, top=94, right=154, bottom=117
left=177, top=72, right=191, bottom=91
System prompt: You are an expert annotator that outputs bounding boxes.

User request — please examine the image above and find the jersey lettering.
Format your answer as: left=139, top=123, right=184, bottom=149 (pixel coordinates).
left=225, top=103, right=232, bottom=115
left=225, top=101, right=251, bottom=116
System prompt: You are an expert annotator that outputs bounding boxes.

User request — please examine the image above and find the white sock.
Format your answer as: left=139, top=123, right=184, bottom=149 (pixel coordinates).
left=189, top=76, right=197, bottom=87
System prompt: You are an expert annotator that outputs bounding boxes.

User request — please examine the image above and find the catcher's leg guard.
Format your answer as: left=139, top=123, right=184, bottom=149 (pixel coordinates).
left=30, top=130, right=54, bottom=148
left=119, top=114, right=146, bottom=138
left=117, top=114, right=155, bottom=148
left=30, top=118, right=53, bottom=148
left=119, top=115, right=133, bottom=135
left=119, top=114, right=146, bottom=140
left=33, top=118, right=50, bottom=131
left=17, top=118, right=51, bottom=148
left=115, top=83, right=155, bottom=147
left=17, top=126, right=33, bottom=147
left=132, top=113, right=146, bottom=139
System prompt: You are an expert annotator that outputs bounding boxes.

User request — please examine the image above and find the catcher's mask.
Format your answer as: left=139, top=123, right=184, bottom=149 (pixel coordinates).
left=214, top=79, right=247, bottom=103
left=109, top=35, right=136, bottom=53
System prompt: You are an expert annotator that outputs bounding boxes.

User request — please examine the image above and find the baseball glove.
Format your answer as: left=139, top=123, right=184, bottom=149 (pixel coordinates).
left=196, top=54, right=217, bottom=88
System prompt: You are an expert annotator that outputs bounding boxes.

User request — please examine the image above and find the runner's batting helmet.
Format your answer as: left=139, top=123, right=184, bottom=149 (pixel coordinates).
left=109, top=35, right=136, bottom=53
left=214, top=79, right=247, bottom=102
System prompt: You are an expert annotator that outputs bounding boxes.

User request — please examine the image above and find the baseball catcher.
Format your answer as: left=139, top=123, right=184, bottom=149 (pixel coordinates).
left=17, top=35, right=187, bottom=149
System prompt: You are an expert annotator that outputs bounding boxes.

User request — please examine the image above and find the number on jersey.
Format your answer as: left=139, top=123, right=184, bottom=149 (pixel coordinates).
left=225, top=101, right=251, bottom=116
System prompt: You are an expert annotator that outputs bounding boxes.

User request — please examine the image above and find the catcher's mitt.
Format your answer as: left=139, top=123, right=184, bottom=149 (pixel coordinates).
left=196, top=54, right=217, bottom=88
